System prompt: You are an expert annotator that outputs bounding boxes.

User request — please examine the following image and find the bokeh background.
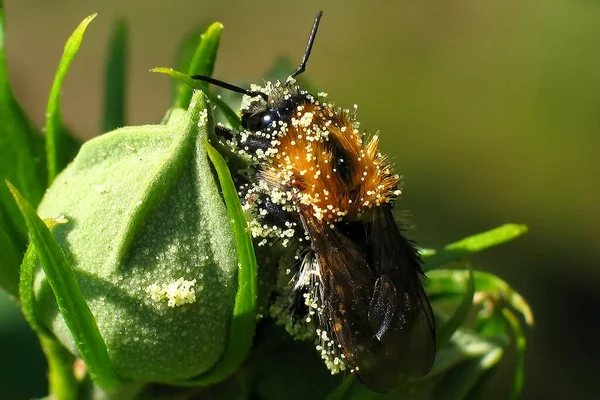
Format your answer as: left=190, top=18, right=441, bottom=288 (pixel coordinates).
left=1, top=0, right=598, bottom=398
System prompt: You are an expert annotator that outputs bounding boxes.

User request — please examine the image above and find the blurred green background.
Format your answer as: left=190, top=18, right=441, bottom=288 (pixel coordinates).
left=1, top=0, right=598, bottom=398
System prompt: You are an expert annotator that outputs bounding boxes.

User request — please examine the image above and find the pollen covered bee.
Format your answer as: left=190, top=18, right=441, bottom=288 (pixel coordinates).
left=192, top=11, right=436, bottom=392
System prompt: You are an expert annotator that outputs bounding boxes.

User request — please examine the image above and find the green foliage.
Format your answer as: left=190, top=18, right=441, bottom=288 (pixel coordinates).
left=152, top=67, right=241, bottom=129
left=175, top=22, right=223, bottom=109
left=422, top=224, right=529, bottom=269
left=103, top=19, right=128, bottom=132
left=0, top=0, right=45, bottom=295
left=45, top=14, right=94, bottom=184
left=0, top=9, right=533, bottom=400
left=7, top=182, right=121, bottom=390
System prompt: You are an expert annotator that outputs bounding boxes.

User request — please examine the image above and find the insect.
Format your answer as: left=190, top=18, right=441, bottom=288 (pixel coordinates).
left=191, top=11, right=436, bottom=392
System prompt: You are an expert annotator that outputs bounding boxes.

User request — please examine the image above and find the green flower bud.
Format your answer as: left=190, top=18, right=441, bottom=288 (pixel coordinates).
left=34, top=91, right=238, bottom=382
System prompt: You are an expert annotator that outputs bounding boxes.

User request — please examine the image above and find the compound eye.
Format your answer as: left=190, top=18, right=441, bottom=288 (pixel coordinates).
left=242, top=109, right=280, bottom=131
left=261, top=113, right=274, bottom=126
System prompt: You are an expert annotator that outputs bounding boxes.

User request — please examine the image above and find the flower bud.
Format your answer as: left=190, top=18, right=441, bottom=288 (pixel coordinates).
left=34, top=91, right=239, bottom=382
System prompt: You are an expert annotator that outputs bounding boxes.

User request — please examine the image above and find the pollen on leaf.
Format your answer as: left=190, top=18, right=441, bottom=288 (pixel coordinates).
left=147, top=278, right=198, bottom=307
left=198, top=109, right=209, bottom=126
left=93, top=184, right=107, bottom=194
left=55, top=215, right=69, bottom=224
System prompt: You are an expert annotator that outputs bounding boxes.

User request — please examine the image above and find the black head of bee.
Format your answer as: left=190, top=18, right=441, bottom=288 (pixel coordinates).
left=190, top=9, right=323, bottom=131
left=240, top=96, right=297, bottom=132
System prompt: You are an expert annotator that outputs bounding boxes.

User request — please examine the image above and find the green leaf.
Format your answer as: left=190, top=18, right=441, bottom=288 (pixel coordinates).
left=207, top=91, right=242, bottom=130
left=0, top=214, right=21, bottom=297
left=429, top=328, right=508, bottom=380
left=432, top=345, right=504, bottom=400
left=428, top=269, right=534, bottom=328
left=19, top=242, right=44, bottom=334
left=173, top=24, right=208, bottom=101
left=175, top=22, right=223, bottom=109
left=502, top=308, right=527, bottom=400
left=473, top=271, right=534, bottom=327
left=0, top=0, right=45, bottom=245
left=6, top=181, right=121, bottom=391
left=19, top=216, right=67, bottom=335
left=422, top=331, right=506, bottom=400
left=153, top=67, right=241, bottom=128
left=433, top=263, right=476, bottom=350
left=103, top=19, right=128, bottom=132
left=427, top=268, right=532, bottom=399
left=423, top=224, right=528, bottom=269
left=46, top=14, right=96, bottom=183
left=173, top=140, right=258, bottom=386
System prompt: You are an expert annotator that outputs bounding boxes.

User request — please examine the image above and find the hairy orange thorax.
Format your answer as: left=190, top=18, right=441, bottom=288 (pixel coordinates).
left=260, top=100, right=401, bottom=223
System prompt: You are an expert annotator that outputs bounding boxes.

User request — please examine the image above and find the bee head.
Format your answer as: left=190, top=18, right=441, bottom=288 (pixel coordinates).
left=190, top=9, right=323, bottom=131
left=239, top=82, right=320, bottom=135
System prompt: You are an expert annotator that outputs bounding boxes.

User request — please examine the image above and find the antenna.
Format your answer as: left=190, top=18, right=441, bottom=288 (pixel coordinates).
left=189, top=75, right=268, bottom=101
left=289, top=11, right=324, bottom=81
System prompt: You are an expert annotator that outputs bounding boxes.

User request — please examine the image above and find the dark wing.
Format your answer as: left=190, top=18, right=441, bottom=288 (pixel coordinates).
left=299, top=207, right=436, bottom=392
left=368, top=206, right=436, bottom=378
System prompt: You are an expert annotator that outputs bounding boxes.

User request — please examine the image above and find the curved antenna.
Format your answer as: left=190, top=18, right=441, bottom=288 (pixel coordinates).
left=190, top=74, right=268, bottom=101
left=289, top=10, right=324, bottom=81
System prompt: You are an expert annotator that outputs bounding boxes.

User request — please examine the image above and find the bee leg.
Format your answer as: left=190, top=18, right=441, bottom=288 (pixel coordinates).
left=215, top=124, right=236, bottom=142
left=215, top=125, right=272, bottom=156
left=257, top=197, right=303, bottom=239
left=239, top=135, right=272, bottom=155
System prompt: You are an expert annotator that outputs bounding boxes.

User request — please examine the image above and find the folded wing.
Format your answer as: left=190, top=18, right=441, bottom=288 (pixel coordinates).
left=300, top=206, right=436, bottom=392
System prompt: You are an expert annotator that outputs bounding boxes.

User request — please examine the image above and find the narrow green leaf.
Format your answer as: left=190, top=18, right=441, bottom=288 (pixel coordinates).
left=434, top=262, right=475, bottom=350
left=472, top=271, right=534, bottom=327
left=46, top=14, right=96, bottom=183
left=6, top=181, right=121, bottom=390
left=0, top=216, right=20, bottom=297
left=428, top=328, right=508, bottom=379
left=207, top=91, right=242, bottom=129
left=175, top=140, right=258, bottom=386
left=152, top=67, right=241, bottom=128
left=0, top=0, right=45, bottom=243
left=19, top=243, right=43, bottom=332
left=173, top=25, right=208, bottom=101
left=103, top=19, right=128, bottom=132
left=176, top=22, right=223, bottom=109
left=475, top=307, right=507, bottom=337
left=19, top=217, right=67, bottom=335
left=428, top=269, right=534, bottom=328
left=502, top=308, right=527, bottom=400
left=433, top=347, right=504, bottom=400
left=423, top=224, right=528, bottom=269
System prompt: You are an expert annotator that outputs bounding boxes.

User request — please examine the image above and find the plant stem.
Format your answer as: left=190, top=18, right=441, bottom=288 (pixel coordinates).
left=40, top=335, right=78, bottom=400
left=87, top=381, right=145, bottom=400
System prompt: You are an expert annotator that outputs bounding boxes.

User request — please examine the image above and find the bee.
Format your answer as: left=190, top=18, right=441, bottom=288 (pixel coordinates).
left=191, top=11, right=436, bottom=392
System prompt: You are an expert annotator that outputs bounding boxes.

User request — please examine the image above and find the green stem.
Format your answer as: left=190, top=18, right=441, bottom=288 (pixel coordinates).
left=87, top=381, right=145, bottom=400
left=39, top=335, right=78, bottom=400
